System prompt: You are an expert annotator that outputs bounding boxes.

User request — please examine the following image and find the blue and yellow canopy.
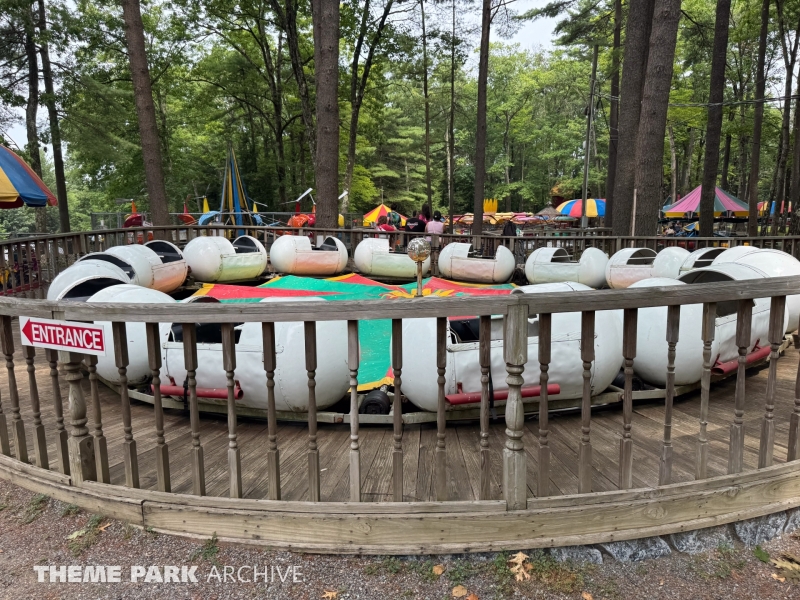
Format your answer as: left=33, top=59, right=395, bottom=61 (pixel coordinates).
left=0, top=146, right=57, bottom=209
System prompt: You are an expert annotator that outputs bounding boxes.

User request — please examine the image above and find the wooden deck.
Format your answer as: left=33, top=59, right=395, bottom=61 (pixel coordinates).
left=5, top=329, right=799, bottom=503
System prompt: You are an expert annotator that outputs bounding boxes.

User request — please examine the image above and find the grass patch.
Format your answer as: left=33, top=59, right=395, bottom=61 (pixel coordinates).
left=526, top=550, right=584, bottom=594
left=67, top=514, right=105, bottom=556
left=487, top=552, right=515, bottom=597
left=60, top=504, right=80, bottom=517
left=712, top=542, right=746, bottom=579
left=446, top=559, right=478, bottom=586
left=21, top=494, right=48, bottom=524
left=190, top=532, right=220, bottom=566
left=365, top=556, right=404, bottom=576
left=753, top=545, right=770, bottom=563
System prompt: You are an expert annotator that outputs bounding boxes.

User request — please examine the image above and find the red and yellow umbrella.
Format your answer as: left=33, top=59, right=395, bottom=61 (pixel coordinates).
left=363, top=203, right=407, bottom=226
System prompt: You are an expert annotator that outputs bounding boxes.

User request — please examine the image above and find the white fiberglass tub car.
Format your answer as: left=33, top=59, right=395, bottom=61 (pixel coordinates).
left=88, top=285, right=176, bottom=385
left=605, top=246, right=689, bottom=289
left=47, top=261, right=130, bottom=301
left=711, top=247, right=800, bottom=331
left=679, top=247, right=727, bottom=275
left=269, top=235, right=348, bottom=276
left=161, top=297, right=350, bottom=412
left=524, top=247, right=608, bottom=288
left=183, top=235, right=268, bottom=282
left=437, top=242, right=515, bottom=283
left=631, top=264, right=788, bottom=387
left=399, top=282, right=623, bottom=411
left=77, top=243, right=187, bottom=293
left=354, top=237, right=429, bottom=279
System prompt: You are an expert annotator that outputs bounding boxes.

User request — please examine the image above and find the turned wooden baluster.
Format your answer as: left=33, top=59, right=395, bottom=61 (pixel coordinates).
left=435, top=317, right=447, bottom=501
left=619, top=308, right=637, bottom=490
left=84, top=355, right=110, bottom=483
left=759, top=295, right=786, bottom=468
left=538, top=313, right=552, bottom=497
left=45, top=348, right=68, bottom=473
left=790, top=332, right=800, bottom=461
left=578, top=310, right=595, bottom=494
left=479, top=315, right=491, bottom=500
left=503, top=303, right=528, bottom=510
left=1, top=316, right=26, bottom=462
left=221, top=323, right=243, bottom=498
left=145, top=323, right=170, bottom=492
left=304, top=321, right=320, bottom=502
left=659, top=305, right=680, bottom=485
left=696, top=302, right=716, bottom=479
left=182, top=323, right=206, bottom=495
left=262, top=322, right=281, bottom=500
left=729, top=300, right=752, bottom=474
left=348, top=320, right=361, bottom=502
left=62, top=351, right=96, bottom=484
left=392, top=318, right=404, bottom=501
left=23, top=345, right=48, bottom=469
left=111, top=322, right=139, bottom=488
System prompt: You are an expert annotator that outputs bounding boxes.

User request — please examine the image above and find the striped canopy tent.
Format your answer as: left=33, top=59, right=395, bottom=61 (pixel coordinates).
left=219, top=146, right=261, bottom=228
left=0, top=146, right=57, bottom=209
left=363, top=204, right=407, bottom=226
left=556, top=198, right=605, bottom=217
left=662, top=185, right=748, bottom=217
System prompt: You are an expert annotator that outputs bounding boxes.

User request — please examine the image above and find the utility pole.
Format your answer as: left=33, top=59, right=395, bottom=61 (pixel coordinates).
left=581, top=45, right=599, bottom=229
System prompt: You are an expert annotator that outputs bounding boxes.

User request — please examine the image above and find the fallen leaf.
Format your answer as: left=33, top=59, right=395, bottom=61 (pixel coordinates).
left=98, top=522, right=112, bottom=532
left=66, top=529, right=87, bottom=540
left=581, top=593, right=593, bottom=600
left=321, top=592, right=338, bottom=600
left=508, top=552, right=531, bottom=582
left=432, top=564, right=445, bottom=576
left=466, top=594, right=479, bottom=600
left=452, top=585, right=468, bottom=598
left=659, top=579, right=664, bottom=586
left=772, top=573, right=786, bottom=583
left=508, top=552, right=529, bottom=566
left=771, top=553, right=800, bottom=580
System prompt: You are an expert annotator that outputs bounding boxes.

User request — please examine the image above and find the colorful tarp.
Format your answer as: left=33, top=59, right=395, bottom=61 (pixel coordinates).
left=363, top=204, right=407, bottom=227
left=662, top=186, right=748, bottom=217
left=0, top=146, right=57, bottom=208
left=192, top=274, right=515, bottom=390
left=556, top=198, right=605, bottom=218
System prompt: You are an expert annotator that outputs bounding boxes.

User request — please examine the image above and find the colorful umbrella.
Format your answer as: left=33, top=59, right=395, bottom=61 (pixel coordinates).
left=363, top=204, right=407, bottom=227
left=662, top=186, right=748, bottom=217
left=192, top=274, right=515, bottom=391
left=0, top=146, right=57, bottom=208
left=556, top=198, right=605, bottom=217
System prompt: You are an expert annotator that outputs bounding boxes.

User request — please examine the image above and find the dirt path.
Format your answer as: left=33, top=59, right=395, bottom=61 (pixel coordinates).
left=0, top=479, right=797, bottom=599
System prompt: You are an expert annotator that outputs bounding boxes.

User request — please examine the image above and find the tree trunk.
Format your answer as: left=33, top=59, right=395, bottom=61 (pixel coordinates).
left=269, top=0, right=316, bottom=165
left=311, top=0, right=340, bottom=228
left=721, top=130, right=732, bottom=190
left=605, top=0, right=622, bottom=229
left=611, top=0, right=656, bottom=235
left=681, top=128, right=695, bottom=193
left=668, top=124, right=678, bottom=202
left=342, top=0, right=394, bottom=211
left=699, top=0, right=731, bottom=237
left=24, top=20, right=47, bottom=234
left=632, top=0, right=683, bottom=236
left=472, top=0, right=491, bottom=236
left=747, top=0, right=771, bottom=235
left=121, top=0, right=170, bottom=227
left=37, top=0, right=68, bottom=232
left=789, top=75, right=800, bottom=232
left=448, top=0, right=456, bottom=233
left=421, top=0, right=432, bottom=214
left=773, top=3, right=800, bottom=207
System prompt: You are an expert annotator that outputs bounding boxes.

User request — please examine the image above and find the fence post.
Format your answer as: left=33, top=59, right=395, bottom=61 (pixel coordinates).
left=503, top=302, right=528, bottom=510
left=62, top=351, right=96, bottom=485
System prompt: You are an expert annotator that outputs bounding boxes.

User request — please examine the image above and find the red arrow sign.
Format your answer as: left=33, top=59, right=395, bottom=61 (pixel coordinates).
left=19, top=316, right=106, bottom=356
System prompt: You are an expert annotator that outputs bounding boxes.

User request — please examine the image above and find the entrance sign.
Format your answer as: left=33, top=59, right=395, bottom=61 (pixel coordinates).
left=19, top=316, right=107, bottom=356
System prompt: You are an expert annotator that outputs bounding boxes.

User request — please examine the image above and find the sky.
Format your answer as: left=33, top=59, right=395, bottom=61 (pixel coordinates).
left=4, top=1, right=557, bottom=152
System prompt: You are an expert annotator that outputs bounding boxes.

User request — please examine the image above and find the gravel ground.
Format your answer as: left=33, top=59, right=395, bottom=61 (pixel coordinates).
left=0, top=479, right=798, bottom=600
